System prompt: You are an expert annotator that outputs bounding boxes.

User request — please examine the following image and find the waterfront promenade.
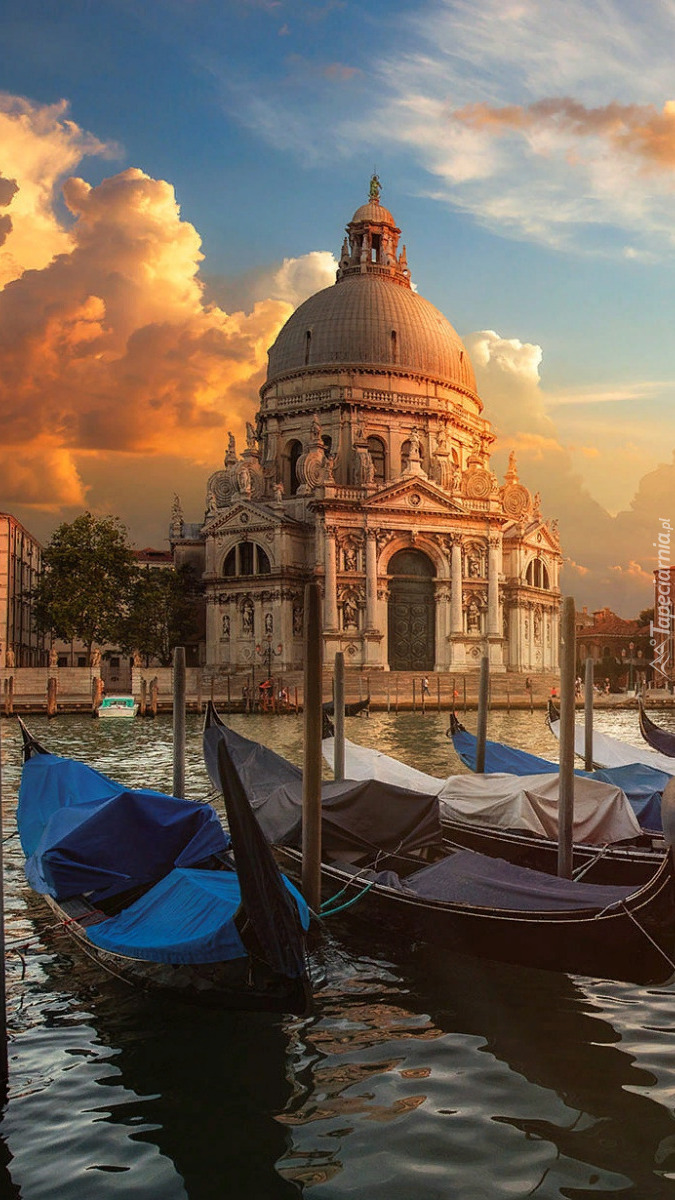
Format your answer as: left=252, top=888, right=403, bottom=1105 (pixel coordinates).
left=1, top=665, right=671, bottom=716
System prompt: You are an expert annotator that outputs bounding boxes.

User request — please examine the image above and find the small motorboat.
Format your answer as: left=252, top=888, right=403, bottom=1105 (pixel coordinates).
left=97, top=695, right=139, bottom=718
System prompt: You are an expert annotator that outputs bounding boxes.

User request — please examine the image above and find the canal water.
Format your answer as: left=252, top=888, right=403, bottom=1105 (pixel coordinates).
left=1, top=708, right=675, bottom=1199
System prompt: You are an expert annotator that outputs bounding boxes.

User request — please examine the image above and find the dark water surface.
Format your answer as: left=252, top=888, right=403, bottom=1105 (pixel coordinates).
left=2, top=709, right=675, bottom=1199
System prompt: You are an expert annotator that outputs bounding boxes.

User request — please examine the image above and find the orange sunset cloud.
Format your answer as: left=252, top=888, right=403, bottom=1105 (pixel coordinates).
left=453, top=98, right=675, bottom=173
left=0, top=97, right=338, bottom=521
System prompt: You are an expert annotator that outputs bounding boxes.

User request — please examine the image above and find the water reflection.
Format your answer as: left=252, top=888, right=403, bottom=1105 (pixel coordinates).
left=278, top=932, right=675, bottom=1198
left=3, top=713, right=675, bottom=1199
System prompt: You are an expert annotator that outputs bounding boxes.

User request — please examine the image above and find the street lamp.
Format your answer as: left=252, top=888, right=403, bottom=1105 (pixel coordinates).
left=255, top=635, right=283, bottom=706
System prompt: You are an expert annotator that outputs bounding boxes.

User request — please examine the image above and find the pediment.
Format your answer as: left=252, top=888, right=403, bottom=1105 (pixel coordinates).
left=518, top=519, right=561, bottom=554
left=363, top=476, right=465, bottom=516
left=203, top=501, right=302, bottom=538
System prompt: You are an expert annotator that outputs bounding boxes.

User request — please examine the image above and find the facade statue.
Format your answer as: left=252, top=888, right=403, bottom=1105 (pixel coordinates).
left=343, top=598, right=358, bottom=630
left=5, top=647, right=15, bottom=668
left=206, top=490, right=218, bottom=515
left=246, top=421, right=258, bottom=451
left=242, top=599, right=254, bottom=635
left=132, top=651, right=141, bottom=667
left=265, top=612, right=273, bottom=635
left=222, top=614, right=230, bottom=639
left=344, top=544, right=357, bottom=571
left=49, top=646, right=58, bottom=667
left=91, top=648, right=101, bottom=667
left=170, top=494, right=184, bottom=538
left=467, top=602, right=480, bottom=632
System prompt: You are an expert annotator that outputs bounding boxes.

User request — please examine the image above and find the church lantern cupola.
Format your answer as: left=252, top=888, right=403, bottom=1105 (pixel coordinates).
left=336, top=175, right=411, bottom=288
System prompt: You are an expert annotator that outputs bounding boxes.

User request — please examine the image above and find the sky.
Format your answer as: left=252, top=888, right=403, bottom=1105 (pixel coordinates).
left=1, top=0, right=675, bottom=616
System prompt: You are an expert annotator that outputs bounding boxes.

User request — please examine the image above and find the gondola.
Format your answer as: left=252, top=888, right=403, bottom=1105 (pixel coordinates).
left=324, top=731, right=664, bottom=888
left=547, top=699, right=675, bottom=774
left=16, top=717, right=311, bottom=1013
left=638, top=699, right=675, bottom=758
left=449, top=711, right=666, bottom=834
left=203, top=704, right=675, bottom=985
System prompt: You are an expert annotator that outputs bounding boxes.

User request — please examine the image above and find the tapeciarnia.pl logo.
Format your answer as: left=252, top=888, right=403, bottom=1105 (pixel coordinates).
left=651, top=517, right=673, bottom=680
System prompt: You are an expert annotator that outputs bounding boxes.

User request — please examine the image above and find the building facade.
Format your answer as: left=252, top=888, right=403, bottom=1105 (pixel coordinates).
left=172, top=181, right=562, bottom=673
left=0, top=513, right=45, bottom=667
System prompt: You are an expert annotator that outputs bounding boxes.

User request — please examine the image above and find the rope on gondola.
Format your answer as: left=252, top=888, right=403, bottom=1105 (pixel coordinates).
left=571, top=845, right=612, bottom=882
left=617, top=902, right=675, bottom=975
left=319, top=879, right=376, bottom=917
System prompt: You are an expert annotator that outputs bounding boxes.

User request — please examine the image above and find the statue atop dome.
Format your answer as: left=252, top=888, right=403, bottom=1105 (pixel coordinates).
left=369, top=173, right=381, bottom=203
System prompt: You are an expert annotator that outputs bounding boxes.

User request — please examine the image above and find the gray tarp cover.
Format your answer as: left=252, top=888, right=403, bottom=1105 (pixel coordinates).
left=203, top=719, right=443, bottom=859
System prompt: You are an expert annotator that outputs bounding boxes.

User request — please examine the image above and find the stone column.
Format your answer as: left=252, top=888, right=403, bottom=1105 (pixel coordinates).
left=450, top=537, right=463, bottom=633
left=487, top=536, right=500, bottom=636
left=324, top=526, right=339, bottom=630
left=365, top=530, right=377, bottom=630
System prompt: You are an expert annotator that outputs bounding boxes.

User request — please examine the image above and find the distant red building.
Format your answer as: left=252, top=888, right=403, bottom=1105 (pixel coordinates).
left=575, top=606, right=650, bottom=690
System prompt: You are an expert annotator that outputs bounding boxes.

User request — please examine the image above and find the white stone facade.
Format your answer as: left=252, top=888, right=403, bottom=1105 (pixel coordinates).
left=172, top=182, right=561, bottom=673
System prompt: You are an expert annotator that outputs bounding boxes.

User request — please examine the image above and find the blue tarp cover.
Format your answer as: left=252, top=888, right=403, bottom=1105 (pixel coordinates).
left=451, top=728, right=665, bottom=831
left=87, top=867, right=310, bottom=964
left=385, top=851, right=635, bottom=913
left=18, top=754, right=229, bottom=902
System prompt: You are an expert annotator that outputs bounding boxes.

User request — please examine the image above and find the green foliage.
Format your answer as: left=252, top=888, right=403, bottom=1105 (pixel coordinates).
left=120, top=566, right=201, bottom=666
left=638, top=607, right=655, bottom=628
left=33, top=513, right=137, bottom=656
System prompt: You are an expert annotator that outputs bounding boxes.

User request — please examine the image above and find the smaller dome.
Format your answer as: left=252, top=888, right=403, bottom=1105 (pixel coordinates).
left=350, top=201, right=397, bottom=227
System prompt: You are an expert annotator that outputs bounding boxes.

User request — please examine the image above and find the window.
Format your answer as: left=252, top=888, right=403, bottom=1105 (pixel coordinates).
left=526, top=559, right=550, bottom=589
left=77, top=656, right=86, bottom=667
left=289, top=440, right=303, bottom=495
left=390, top=330, right=398, bottom=363
left=222, top=543, right=271, bottom=577
left=304, top=330, right=311, bottom=365
left=367, top=436, right=386, bottom=484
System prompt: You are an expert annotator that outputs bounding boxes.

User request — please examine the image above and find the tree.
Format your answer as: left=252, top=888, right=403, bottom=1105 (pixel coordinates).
left=120, top=565, right=201, bottom=666
left=33, top=513, right=137, bottom=661
left=638, top=607, right=655, bottom=628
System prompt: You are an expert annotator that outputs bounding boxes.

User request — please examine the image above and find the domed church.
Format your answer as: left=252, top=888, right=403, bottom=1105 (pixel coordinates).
left=171, top=179, right=561, bottom=674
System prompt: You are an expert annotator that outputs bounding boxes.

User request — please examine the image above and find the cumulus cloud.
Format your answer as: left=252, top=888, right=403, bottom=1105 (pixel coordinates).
left=469, top=329, right=669, bottom=614
left=0, top=94, right=114, bottom=286
left=0, top=96, right=338, bottom=540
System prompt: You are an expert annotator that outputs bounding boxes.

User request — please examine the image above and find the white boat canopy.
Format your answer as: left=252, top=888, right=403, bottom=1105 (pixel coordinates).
left=323, top=738, right=643, bottom=846
left=548, top=715, right=675, bottom=774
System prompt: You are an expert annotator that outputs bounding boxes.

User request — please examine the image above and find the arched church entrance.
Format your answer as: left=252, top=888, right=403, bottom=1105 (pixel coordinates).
left=387, top=549, right=436, bottom=671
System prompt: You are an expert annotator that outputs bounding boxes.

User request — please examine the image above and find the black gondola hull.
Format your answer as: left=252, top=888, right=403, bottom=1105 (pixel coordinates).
left=639, top=700, right=675, bottom=758
left=40, top=892, right=311, bottom=1014
left=272, top=846, right=675, bottom=986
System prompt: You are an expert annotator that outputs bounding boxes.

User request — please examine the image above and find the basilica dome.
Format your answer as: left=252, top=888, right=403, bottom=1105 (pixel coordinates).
left=265, top=182, right=478, bottom=400
left=266, top=275, right=477, bottom=394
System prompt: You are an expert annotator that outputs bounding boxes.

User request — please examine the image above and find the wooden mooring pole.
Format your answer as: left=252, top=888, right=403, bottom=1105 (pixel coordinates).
left=172, top=647, right=186, bottom=799
left=46, top=676, right=57, bottom=718
left=0, top=719, right=7, bottom=1083
left=558, top=597, right=576, bottom=879
left=302, top=583, right=322, bottom=912
left=334, top=651, right=345, bottom=782
left=475, top=657, right=489, bottom=773
left=584, top=656, right=594, bottom=771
